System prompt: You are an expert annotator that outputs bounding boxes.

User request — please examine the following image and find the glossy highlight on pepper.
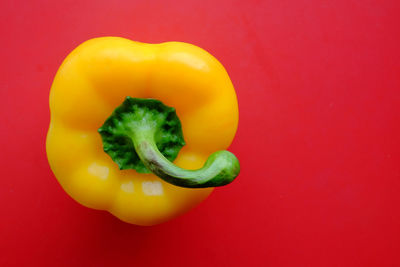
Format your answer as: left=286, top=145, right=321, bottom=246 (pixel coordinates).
left=46, top=37, right=239, bottom=225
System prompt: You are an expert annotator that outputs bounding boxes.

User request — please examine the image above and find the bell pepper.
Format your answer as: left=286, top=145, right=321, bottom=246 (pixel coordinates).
left=46, top=37, right=240, bottom=225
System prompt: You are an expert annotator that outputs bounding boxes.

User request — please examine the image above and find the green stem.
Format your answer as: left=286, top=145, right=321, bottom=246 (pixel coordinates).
left=131, top=130, right=240, bottom=188
left=98, top=97, right=240, bottom=188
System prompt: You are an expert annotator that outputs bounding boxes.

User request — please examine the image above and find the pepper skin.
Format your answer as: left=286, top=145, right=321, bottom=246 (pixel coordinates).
left=46, top=37, right=239, bottom=225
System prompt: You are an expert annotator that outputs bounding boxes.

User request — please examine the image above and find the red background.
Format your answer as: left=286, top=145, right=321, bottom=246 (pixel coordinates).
left=1, top=0, right=400, bottom=266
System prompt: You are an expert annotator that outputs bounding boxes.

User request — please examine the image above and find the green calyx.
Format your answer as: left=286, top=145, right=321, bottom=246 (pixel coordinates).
left=98, top=97, right=185, bottom=173
left=98, top=97, right=240, bottom=188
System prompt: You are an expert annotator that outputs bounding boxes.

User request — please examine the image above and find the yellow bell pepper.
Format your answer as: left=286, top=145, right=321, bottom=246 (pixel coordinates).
left=46, top=37, right=239, bottom=225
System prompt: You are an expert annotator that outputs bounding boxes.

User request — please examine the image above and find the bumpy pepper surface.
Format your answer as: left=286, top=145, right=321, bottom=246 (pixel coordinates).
left=46, top=37, right=239, bottom=225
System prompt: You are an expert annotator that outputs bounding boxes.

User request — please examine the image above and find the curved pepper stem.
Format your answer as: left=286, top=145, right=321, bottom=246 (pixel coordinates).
left=98, top=97, right=240, bottom=188
left=133, top=130, right=240, bottom=188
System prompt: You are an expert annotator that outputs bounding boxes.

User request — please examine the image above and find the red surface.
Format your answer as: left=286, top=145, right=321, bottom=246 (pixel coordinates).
left=1, top=0, right=400, bottom=266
